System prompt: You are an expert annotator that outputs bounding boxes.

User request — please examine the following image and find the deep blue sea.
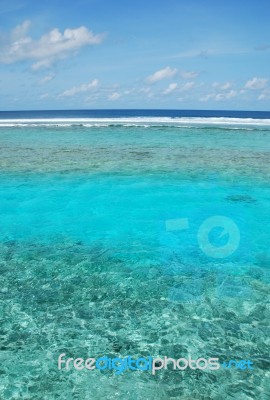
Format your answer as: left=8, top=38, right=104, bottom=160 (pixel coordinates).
left=1, top=108, right=270, bottom=119
left=0, top=110, right=269, bottom=399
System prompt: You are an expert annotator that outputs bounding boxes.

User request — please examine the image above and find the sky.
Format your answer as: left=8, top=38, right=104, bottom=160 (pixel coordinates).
left=0, top=0, right=270, bottom=111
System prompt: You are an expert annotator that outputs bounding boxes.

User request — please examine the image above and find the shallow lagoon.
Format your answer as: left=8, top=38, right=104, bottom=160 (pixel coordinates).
left=0, top=121, right=269, bottom=399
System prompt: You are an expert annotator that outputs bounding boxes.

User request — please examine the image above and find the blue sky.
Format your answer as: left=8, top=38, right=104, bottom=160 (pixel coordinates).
left=0, top=0, right=270, bottom=110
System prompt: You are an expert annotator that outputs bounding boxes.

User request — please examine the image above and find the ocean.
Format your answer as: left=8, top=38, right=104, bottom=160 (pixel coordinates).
left=0, top=110, right=269, bottom=399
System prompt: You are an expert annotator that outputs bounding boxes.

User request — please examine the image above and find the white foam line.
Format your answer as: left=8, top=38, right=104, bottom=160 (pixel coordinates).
left=0, top=117, right=270, bottom=127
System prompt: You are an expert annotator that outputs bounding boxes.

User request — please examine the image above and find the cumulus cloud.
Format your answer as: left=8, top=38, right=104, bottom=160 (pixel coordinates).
left=108, top=92, right=121, bottom=100
left=258, top=89, right=270, bottom=100
left=244, top=77, right=268, bottom=90
left=180, top=70, right=199, bottom=79
left=163, top=83, right=178, bottom=94
left=139, top=87, right=151, bottom=94
left=258, top=93, right=267, bottom=100
left=39, top=73, right=56, bottom=85
left=179, top=81, right=195, bottom=91
left=59, top=79, right=99, bottom=97
left=213, top=82, right=232, bottom=90
left=147, top=66, right=177, bottom=83
left=214, top=90, right=237, bottom=100
left=0, top=20, right=105, bottom=69
left=138, top=87, right=153, bottom=98
left=32, top=60, right=54, bottom=71
left=200, top=90, right=237, bottom=102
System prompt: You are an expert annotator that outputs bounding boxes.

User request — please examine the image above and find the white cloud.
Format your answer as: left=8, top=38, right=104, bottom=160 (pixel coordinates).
left=200, top=90, right=237, bottom=102
left=220, top=82, right=232, bottom=90
left=138, top=87, right=153, bottom=98
left=0, top=21, right=105, bottom=69
left=147, top=66, right=177, bottom=83
left=163, top=82, right=178, bottom=94
left=244, top=77, right=268, bottom=90
left=39, top=73, right=56, bottom=85
left=258, top=90, right=270, bottom=100
left=32, top=60, right=53, bottom=71
left=213, top=82, right=232, bottom=90
left=200, top=94, right=212, bottom=102
left=179, top=81, right=195, bottom=91
left=139, top=87, right=151, bottom=93
left=108, top=92, right=121, bottom=100
left=60, top=79, right=98, bottom=97
left=172, top=48, right=250, bottom=59
left=180, top=70, right=199, bottom=79
left=214, top=90, right=237, bottom=100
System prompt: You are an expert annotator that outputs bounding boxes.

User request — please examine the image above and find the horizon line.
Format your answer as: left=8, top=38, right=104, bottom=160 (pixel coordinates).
left=0, top=108, right=270, bottom=113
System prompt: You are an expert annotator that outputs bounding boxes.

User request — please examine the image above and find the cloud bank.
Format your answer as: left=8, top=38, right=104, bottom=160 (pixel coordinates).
left=147, top=66, right=177, bottom=83
left=59, top=79, right=99, bottom=97
left=163, top=83, right=178, bottom=94
left=244, top=77, right=268, bottom=90
left=0, top=21, right=105, bottom=69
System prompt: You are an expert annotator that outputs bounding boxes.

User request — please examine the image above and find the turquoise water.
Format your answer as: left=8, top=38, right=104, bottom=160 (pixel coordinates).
left=0, top=119, right=270, bottom=399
